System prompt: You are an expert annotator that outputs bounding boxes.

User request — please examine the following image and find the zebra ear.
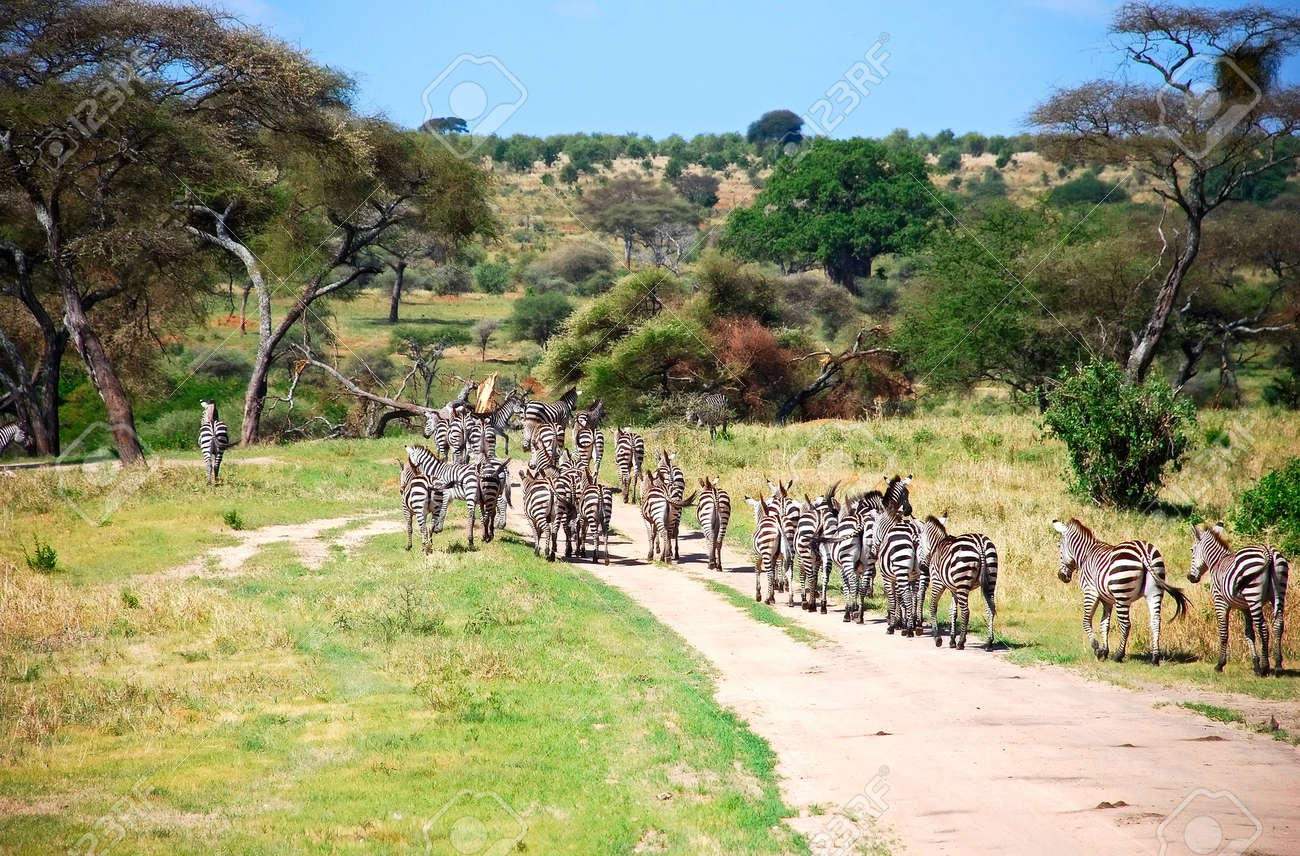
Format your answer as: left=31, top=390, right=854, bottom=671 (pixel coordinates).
left=1213, top=522, right=1226, bottom=534
left=1051, top=519, right=1067, bottom=533
left=710, top=477, right=718, bottom=487
left=1191, top=522, right=1202, bottom=537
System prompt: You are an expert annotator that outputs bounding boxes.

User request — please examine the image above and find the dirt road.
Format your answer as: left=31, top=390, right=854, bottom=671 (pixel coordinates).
left=580, top=487, right=1300, bottom=856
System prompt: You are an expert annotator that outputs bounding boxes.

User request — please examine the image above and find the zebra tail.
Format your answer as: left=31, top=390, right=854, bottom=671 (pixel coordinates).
left=1146, top=554, right=1189, bottom=620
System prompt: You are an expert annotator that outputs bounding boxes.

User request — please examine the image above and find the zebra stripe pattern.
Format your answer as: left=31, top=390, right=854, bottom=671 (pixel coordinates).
left=831, top=507, right=867, bottom=623
left=521, top=468, right=560, bottom=560
left=406, top=444, right=507, bottom=547
left=522, top=387, right=579, bottom=451
left=615, top=428, right=646, bottom=504
left=574, top=417, right=605, bottom=476
left=198, top=400, right=229, bottom=486
left=917, top=516, right=998, bottom=649
left=485, top=389, right=525, bottom=454
left=745, top=494, right=783, bottom=604
left=399, top=456, right=447, bottom=554
left=686, top=392, right=730, bottom=440
left=578, top=474, right=614, bottom=564
left=0, top=423, right=31, bottom=457
left=657, top=451, right=688, bottom=561
left=1188, top=524, right=1289, bottom=675
left=1053, top=518, right=1188, bottom=665
left=695, top=477, right=731, bottom=571
left=874, top=502, right=919, bottom=635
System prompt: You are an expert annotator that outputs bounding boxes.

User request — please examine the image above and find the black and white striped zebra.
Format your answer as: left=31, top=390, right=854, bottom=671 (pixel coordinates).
left=640, top=470, right=694, bottom=564
left=406, top=444, right=507, bottom=547
left=686, top=392, right=730, bottom=440
left=794, top=486, right=839, bottom=613
left=521, top=467, right=559, bottom=560
left=1052, top=518, right=1188, bottom=665
left=852, top=490, right=886, bottom=599
left=916, top=515, right=998, bottom=649
left=522, top=387, right=579, bottom=451
left=829, top=506, right=867, bottom=623
left=399, top=456, right=447, bottom=554
left=464, top=412, right=498, bottom=463
left=0, top=422, right=31, bottom=457
left=574, top=412, right=605, bottom=477
left=578, top=473, right=614, bottom=565
left=765, top=480, right=800, bottom=598
left=874, top=501, right=920, bottom=635
left=527, top=422, right=564, bottom=472
left=1188, top=523, right=1289, bottom=675
left=744, top=493, right=783, bottom=604
left=485, top=389, right=525, bottom=455
left=656, top=451, right=688, bottom=561
left=695, top=477, right=732, bottom=571
left=615, top=427, right=646, bottom=504
left=422, top=410, right=450, bottom=459
left=198, top=400, right=231, bottom=486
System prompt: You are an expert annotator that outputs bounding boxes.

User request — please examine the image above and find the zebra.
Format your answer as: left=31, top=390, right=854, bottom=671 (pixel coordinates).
left=686, top=392, right=730, bottom=440
left=522, top=387, right=579, bottom=451
left=744, top=494, right=784, bottom=604
left=485, top=389, right=525, bottom=455
left=578, top=473, right=614, bottom=565
left=615, top=428, right=646, bottom=504
left=528, top=422, right=564, bottom=472
left=656, top=451, right=688, bottom=561
left=1188, top=523, right=1289, bottom=676
left=0, top=422, right=31, bottom=457
left=520, top=468, right=559, bottom=560
left=446, top=411, right=470, bottom=464
left=553, top=455, right=589, bottom=558
left=829, top=505, right=867, bottom=623
left=874, top=501, right=920, bottom=635
left=398, top=456, right=447, bottom=554
left=438, top=380, right=477, bottom=419
left=406, top=444, right=506, bottom=547
left=794, top=486, right=839, bottom=613
left=422, top=410, right=452, bottom=459
left=464, top=412, right=498, bottom=463
left=852, top=490, right=886, bottom=599
left=1052, top=518, right=1188, bottom=665
left=640, top=470, right=694, bottom=564
left=916, top=515, right=998, bottom=649
left=198, top=400, right=231, bottom=486
left=765, top=480, right=801, bottom=597
left=695, top=477, right=732, bottom=571
left=574, top=414, right=605, bottom=477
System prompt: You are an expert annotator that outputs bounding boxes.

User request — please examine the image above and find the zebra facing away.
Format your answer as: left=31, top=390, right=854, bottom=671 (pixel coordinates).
left=0, top=422, right=32, bottom=457
left=520, top=468, right=559, bottom=561
left=198, top=400, right=231, bottom=486
left=578, top=473, right=614, bottom=565
left=916, top=515, right=998, bottom=649
left=615, top=428, right=645, bottom=504
left=1052, top=518, right=1188, bottom=665
left=398, top=456, right=447, bottom=554
left=695, top=477, right=731, bottom=571
left=745, top=494, right=783, bottom=604
left=1188, top=523, right=1289, bottom=676
left=522, top=387, right=579, bottom=452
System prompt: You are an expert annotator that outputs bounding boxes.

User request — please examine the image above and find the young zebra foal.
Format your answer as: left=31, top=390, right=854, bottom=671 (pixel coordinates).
left=0, top=422, right=32, bottom=457
left=398, top=456, right=446, bottom=554
left=198, top=400, right=230, bottom=486
left=1188, top=523, right=1289, bottom=676
left=1052, top=518, right=1188, bottom=665
left=695, top=477, right=732, bottom=571
left=744, top=494, right=783, bottom=605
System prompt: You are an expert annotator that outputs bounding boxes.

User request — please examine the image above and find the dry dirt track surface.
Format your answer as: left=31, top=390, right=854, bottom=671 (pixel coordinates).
left=549, top=476, right=1300, bottom=856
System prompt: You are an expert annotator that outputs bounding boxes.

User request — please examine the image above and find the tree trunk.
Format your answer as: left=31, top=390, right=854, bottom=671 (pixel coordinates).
left=387, top=258, right=406, bottom=324
left=30, top=331, right=66, bottom=455
left=1126, top=213, right=1203, bottom=382
left=623, top=236, right=633, bottom=270
left=61, top=282, right=144, bottom=464
left=824, top=249, right=871, bottom=296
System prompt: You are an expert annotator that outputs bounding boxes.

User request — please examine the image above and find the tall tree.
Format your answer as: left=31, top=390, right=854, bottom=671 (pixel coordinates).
left=0, top=0, right=345, bottom=463
left=746, top=109, right=804, bottom=151
left=581, top=175, right=699, bottom=269
left=1030, top=2, right=1300, bottom=381
left=721, top=139, right=942, bottom=294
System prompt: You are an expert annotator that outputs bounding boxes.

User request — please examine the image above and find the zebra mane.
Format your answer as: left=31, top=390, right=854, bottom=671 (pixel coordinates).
left=1067, top=518, right=1097, bottom=541
left=1200, top=525, right=1231, bottom=551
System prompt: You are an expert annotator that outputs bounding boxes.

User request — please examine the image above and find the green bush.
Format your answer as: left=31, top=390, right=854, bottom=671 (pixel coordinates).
left=474, top=260, right=512, bottom=294
left=1263, top=339, right=1300, bottom=409
left=1047, top=172, right=1129, bottom=206
left=935, top=147, right=962, bottom=173
left=1042, top=360, right=1196, bottom=508
left=508, top=292, right=574, bottom=345
left=23, top=537, right=58, bottom=573
left=147, top=408, right=202, bottom=450
left=1231, top=457, right=1300, bottom=555
left=190, top=351, right=251, bottom=381
left=223, top=509, right=245, bottom=531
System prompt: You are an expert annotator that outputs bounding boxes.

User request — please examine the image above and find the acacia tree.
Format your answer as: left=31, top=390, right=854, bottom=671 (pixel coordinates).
left=581, top=175, right=699, bottom=269
left=1030, top=2, right=1300, bottom=381
left=0, top=0, right=354, bottom=462
left=721, top=139, right=942, bottom=294
left=184, top=125, right=497, bottom=445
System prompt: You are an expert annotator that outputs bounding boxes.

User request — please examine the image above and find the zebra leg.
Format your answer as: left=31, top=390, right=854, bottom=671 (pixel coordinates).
left=983, top=583, right=997, bottom=649
left=422, top=512, right=434, bottom=555
left=956, top=591, right=971, bottom=650
left=765, top=551, right=776, bottom=606
left=930, top=582, right=943, bottom=646
left=1243, top=609, right=1262, bottom=675
left=884, top=576, right=896, bottom=634
left=645, top=520, right=656, bottom=561
left=948, top=600, right=958, bottom=648
left=405, top=509, right=414, bottom=551
left=841, top=565, right=855, bottom=622
left=1273, top=601, right=1286, bottom=673
left=819, top=555, right=830, bottom=614
left=1098, top=601, right=1112, bottom=660
left=1112, top=603, right=1131, bottom=662
left=1257, top=607, right=1271, bottom=677
left=1214, top=604, right=1230, bottom=671
left=1147, top=589, right=1163, bottom=666
left=754, top=551, right=763, bottom=602
left=1081, top=593, right=1100, bottom=656
left=465, top=501, right=477, bottom=547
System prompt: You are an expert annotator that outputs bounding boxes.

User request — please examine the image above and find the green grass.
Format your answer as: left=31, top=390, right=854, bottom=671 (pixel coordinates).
left=631, top=412, right=1300, bottom=702
left=0, top=455, right=807, bottom=854
left=1178, top=702, right=1245, bottom=724
left=702, top=580, right=827, bottom=647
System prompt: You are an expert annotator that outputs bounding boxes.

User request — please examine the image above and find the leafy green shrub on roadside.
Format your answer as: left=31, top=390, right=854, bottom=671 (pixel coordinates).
left=1231, top=457, right=1300, bottom=555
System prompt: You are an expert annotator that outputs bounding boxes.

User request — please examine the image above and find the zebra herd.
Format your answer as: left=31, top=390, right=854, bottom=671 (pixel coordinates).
left=183, top=381, right=1291, bottom=677
left=743, top=474, right=999, bottom=650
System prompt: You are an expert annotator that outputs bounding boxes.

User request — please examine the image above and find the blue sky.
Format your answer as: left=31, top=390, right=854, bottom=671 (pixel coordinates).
left=223, top=0, right=1277, bottom=139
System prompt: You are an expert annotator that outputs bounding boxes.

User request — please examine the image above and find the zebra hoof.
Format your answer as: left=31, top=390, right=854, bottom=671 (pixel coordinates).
left=855, top=615, right=864, bottom=625
left=948, top=638, right=956, bottom=648
left=886, top=626, right=894, bottom=635
left=405, top=545, right=412, bottom=552
left=843, top=612, right=852, bottom=622
left=755, top=593, right=762, bottom=602
left=819, top=605, right=827, bottom=615
left=957, top=642, right=966, bottom=651
left=1151, top=656, right=1161, bottom=667
left=1112, top=653, right=1125, bottom=663
left=1214, top=661, right=1226, bottom=672
left=935, top=636, right=942, bottom=648
left=765, top=596, right=775, bottom=606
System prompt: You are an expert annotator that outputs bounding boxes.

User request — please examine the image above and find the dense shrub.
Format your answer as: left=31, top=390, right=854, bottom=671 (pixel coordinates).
left=574, top=268, right=618, bottom=296
left=474, top=260, right=512, bottom=294
left=1042, top=360, right=1196, bottom=508
left=539, top=240, right=614, bottom=284
left=508, top=292, right=574, bottom=345
left=429, top=264, right=473, bottom=295
left=1047, top=172, right=1129, bottom=206
left=935, top=148, right=962, bottom=173
left=189, top=351, right=251, bottom=381
left=1231, top=457, right=1300, bottom=555
left=1263, top=339, right=1300, bottom=408
left=671, top=172, right=720, bottom=208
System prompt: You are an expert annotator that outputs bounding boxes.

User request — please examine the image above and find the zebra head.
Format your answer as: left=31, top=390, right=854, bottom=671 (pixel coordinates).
left=423, top=410, right=440, bottom=439
left=200, top=399, right=218, bottom=424
left=1188, top=522, right=1228, bottom=583
left=9, top=423, right=31, bottom=448
left=1051, top=519, right=1078, bottom=582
